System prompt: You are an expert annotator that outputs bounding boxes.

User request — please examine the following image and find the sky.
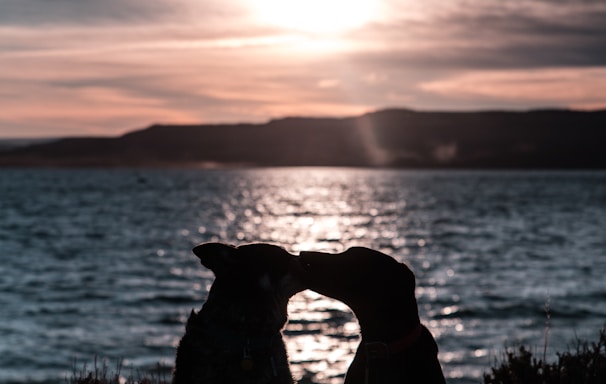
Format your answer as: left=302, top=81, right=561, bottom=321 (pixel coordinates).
left=1, top=0, right=606, bottom=138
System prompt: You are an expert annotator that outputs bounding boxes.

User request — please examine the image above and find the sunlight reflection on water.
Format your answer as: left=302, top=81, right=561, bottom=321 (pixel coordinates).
left=286, top=291, right=359, bottom=383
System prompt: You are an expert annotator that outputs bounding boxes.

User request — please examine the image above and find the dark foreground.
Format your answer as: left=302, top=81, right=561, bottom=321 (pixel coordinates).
left=69, top=327, right=606, bottom=384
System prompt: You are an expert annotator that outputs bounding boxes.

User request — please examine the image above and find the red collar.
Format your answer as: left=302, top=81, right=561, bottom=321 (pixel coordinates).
left=364, top=324, right=423, bottom=359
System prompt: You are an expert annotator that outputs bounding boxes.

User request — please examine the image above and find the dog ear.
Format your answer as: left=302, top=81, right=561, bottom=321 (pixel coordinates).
left=192, top=242, right=238, bottom=275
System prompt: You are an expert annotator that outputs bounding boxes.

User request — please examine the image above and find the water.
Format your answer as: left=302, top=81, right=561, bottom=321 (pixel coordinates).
left=1, top=168, right=605, bottom=383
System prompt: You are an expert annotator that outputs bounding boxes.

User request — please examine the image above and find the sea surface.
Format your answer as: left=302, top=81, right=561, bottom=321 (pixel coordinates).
left=1, top=168, right=605, bottom=383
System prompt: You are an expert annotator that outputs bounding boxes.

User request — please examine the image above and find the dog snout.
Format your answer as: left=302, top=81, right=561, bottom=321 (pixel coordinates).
left=288, top=255, right=307, bottom=276
left=298, top=251, right=316, bottom=271
left=299, top=251, right=327, bottom=268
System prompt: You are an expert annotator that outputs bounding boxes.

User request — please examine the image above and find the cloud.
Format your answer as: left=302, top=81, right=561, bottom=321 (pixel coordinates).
left=0, top=0, right=241, bottom=26
left=0, top=30, right=378, bottom=137
left=317, top=79, right=340, bottom=88
left=0, top=0, right=169, bottom=26
left=348, top=0, right=606, bottom=69
left=419, top=67, right=606, bottom=109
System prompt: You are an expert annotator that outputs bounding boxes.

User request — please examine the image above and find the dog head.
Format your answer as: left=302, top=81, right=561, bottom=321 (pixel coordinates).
left=299, top=247, right=417, bottom=317
left=193, top=242, right=306, bottom=331
left=300, top=247, right=445, bottom=383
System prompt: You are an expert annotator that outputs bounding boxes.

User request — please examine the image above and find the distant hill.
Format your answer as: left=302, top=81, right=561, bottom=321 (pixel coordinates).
left=1, top=108, right=605, bottom=168
left=0, top=138, right=59, bottom=152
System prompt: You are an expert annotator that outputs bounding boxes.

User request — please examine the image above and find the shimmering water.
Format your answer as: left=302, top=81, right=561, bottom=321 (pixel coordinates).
left=1, top=168, right=605, bottom=383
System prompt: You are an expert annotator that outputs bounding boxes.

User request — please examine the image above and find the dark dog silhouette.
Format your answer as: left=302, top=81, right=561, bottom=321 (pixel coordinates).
left=300, top=247, right=446, bottom=384
left=173, top=243, right=306, bottom=384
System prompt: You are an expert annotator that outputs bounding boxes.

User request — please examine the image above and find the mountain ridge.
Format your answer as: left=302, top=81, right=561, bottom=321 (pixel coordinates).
left=1, top=108, right=605, bottom=168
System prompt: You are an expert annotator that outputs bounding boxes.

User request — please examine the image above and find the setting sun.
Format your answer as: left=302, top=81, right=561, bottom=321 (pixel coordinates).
left=254, top=0, right=377, bottom=33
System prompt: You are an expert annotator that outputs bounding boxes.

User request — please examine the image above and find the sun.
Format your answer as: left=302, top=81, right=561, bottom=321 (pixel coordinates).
left=254, top=0, right=376, bottom=33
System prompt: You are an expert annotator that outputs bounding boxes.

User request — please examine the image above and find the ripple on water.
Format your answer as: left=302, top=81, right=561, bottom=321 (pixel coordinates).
left=1, top=169, right=605, bottom=384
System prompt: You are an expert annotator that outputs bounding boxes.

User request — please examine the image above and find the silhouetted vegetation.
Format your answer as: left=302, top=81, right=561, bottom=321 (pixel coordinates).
left=68, top=358, right=169, bottom=384
left=484, top=327, right=606, bottom=384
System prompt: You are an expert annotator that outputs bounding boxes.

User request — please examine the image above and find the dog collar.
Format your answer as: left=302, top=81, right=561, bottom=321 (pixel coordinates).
left=364, top=324, right=423, bottom=359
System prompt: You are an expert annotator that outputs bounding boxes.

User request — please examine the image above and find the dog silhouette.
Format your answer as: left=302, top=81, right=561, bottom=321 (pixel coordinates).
left=300, top=247, right=445, bottom=384
left=173, top=243, right=306, bottom=384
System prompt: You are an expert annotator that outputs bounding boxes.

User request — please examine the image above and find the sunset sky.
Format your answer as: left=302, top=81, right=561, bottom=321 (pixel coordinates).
left=1, top=0, right=606, bottom=138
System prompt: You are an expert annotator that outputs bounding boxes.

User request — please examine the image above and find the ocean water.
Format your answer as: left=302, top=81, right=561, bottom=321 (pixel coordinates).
left=1, top=168, right=605, bottom=384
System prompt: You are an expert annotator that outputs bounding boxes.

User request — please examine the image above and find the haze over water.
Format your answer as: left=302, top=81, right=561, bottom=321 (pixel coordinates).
left=1, top=168, right=605, bottom=383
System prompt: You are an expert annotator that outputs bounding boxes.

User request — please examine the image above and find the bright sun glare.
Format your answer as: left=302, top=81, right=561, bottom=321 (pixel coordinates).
left=254, top=0, right=376, bottom=33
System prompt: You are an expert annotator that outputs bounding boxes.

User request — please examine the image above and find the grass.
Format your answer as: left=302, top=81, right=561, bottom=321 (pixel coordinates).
left=68, top=357, right=170, bottom=384
left=483, top=327, right=606, bottom=384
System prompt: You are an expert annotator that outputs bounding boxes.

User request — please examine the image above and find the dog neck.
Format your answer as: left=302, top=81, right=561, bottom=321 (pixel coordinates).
left=191, top=310, right=290, bottom=377
left=183, top=309, right=290, bottom=379
left=363, top=324, right=423, bottom=359
left=195, top=316, right=282, bottom=351
left=190, top=305, right=285, bottom=343
left=200, top=296, right=288, bottom=335
left=353, top=301, right=421, bottom=343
